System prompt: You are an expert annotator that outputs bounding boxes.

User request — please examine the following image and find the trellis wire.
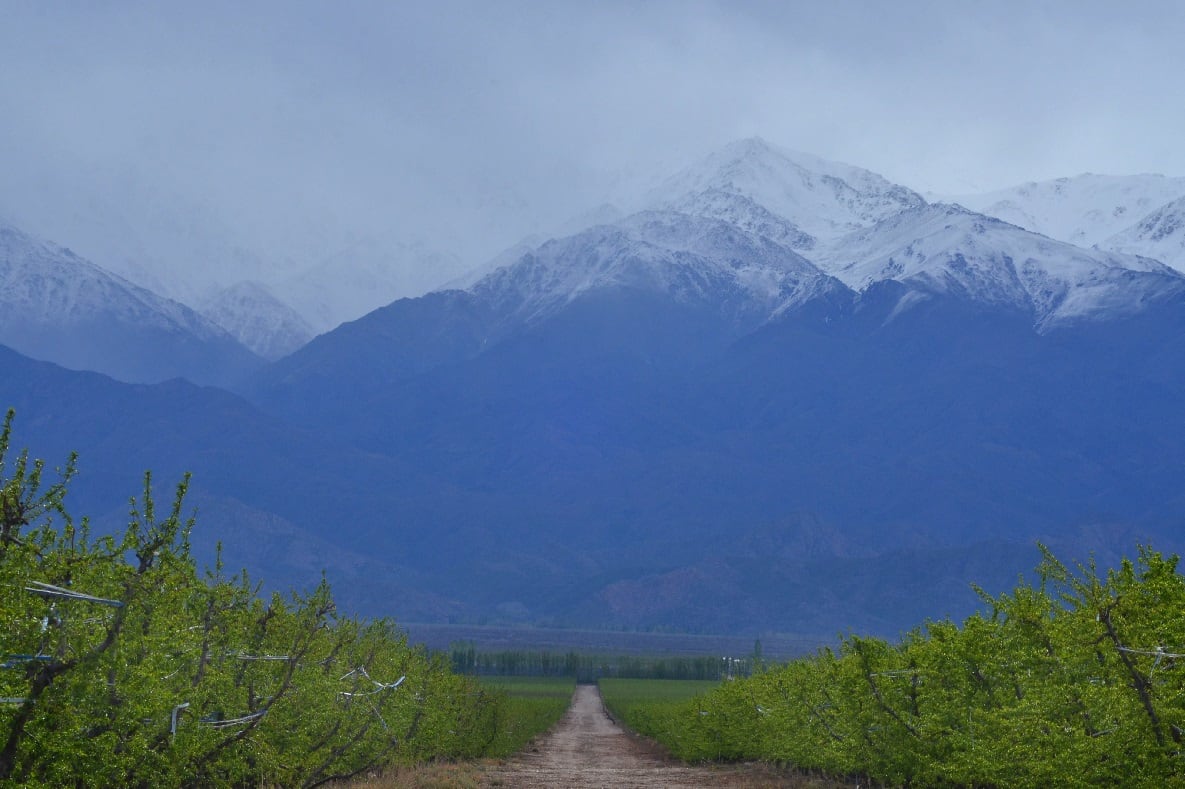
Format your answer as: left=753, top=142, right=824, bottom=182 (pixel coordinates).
left=339, top=667, right=406, bottom=698
left=203, top=709, right=267, bottom=729
left=1, top=654, right=50, bottom=669
left=24, top=581, right=123, bottom=607
left=228, top=651, right=292, bottom=661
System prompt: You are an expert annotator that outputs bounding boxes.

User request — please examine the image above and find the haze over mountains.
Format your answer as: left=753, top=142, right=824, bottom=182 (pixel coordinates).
left=0, top=220, right=262, bottom=386
left=3, top=137, right=1183, bottom=637
left=0, top=173, right=466, bottom=358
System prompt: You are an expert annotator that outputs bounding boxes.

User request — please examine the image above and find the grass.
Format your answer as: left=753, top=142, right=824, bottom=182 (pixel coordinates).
left=600, top=678, right=721, bottom=713
left=477, top=675, right=575, bottom=758
left=335, top=676, right=574, bottom=786
left=478, top=675, right=576, bottom=697
left=599, top=677, right=722, bottom=750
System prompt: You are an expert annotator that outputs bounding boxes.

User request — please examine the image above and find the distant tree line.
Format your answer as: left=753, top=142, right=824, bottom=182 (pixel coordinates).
left=447, top=643, right=758, bottom=682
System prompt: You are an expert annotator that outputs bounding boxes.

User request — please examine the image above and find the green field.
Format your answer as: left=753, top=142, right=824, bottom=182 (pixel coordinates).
left=599, top=678, right=722, bottom=751
left=600, top=678, right=721, bottom=707
left=478, top=676, right=575, bottom=757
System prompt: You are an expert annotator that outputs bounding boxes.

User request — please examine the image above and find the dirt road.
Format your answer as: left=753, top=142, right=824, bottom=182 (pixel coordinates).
left=479, top=684, right=841, bottom=788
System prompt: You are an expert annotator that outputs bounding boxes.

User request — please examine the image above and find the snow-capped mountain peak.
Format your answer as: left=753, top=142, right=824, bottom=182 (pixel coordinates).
left=0, top=220, right=261, bottom=384
left=466, top=209, right=840, bottom=326
left=644, top=137, right=926, bottom=244
left=0, top=221, right=229, bottom=339
left=657, top=188, right=817, bottom=251
left=447, top=141, right=1185, bottom=335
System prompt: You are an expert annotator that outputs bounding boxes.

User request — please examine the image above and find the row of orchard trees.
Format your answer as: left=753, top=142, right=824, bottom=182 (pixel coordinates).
left=629, top=546, right=1185, bottom=787
left=0, top=411, right=501, bottom=788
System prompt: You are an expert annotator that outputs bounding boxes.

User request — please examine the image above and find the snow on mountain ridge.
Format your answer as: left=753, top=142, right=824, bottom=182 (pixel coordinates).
left=645, top=137, right=926, bottom=243
left=0, top=222, right=234, bottom=340
left=816, top=203, right=1184, bottom=327
left=13, top=135, right=1183, bottom=349
left=0, top=220, right=263, bottom=385
left=0, top=164, right=470, bottom=344
left=1103, top=194, right=1185, bottom=272
left=951, top=173, right=1185, bottom=249
left=456, top=192, right=1184, bottom=336
left=659, top=188, right=816, bottom=250
left=199, top=281, right=316, bottom=360
left=467, top=209, right=838, bottom=325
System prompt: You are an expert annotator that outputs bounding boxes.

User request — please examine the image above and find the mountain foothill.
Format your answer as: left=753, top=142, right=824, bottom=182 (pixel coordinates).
left=3, top=137, right=1184, bottom=638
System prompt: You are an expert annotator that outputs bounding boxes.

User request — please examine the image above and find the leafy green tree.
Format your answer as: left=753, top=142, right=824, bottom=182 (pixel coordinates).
left=620, top=543, right=1185, bottom=788
left=0, top=410, right=508, bottom=787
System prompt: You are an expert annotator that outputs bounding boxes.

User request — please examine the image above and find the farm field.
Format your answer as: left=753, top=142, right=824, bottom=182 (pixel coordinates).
left=600, top=678, right=722, bottom=708
left=480, top=683, right=844, bottom=788
left=599, top=678, right=722, bottom=745
left=476, top=676, right=575, bottom=758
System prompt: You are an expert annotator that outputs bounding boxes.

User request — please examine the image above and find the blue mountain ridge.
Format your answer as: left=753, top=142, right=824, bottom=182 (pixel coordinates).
left=235, top=236, right=1185, bottom=633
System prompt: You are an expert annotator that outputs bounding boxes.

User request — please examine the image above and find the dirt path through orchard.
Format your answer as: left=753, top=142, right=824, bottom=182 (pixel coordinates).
left=479, top=684, right=843, bottom=788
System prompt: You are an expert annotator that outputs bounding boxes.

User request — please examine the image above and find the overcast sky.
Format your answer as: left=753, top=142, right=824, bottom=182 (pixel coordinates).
left=2, top=0, right=1184, bottom=284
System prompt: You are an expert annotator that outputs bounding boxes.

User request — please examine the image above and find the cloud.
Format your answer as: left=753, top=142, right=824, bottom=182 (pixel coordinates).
left=1, top=0, right=1183, bottom=292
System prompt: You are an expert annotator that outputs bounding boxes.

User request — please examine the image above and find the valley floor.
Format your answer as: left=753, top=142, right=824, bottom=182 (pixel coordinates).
left=348, top=684, right=847, bottom=788
left=353, top=684, right=847, bottom=788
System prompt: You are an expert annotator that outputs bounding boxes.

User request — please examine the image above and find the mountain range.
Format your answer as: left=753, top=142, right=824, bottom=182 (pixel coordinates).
left=0, top=221, right=261, bottom=386
left=0, top=170, right=466, bottom=359
left=3, top=137, right=1183, bottom=638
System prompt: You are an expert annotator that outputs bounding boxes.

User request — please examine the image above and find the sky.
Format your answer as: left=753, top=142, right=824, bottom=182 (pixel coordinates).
left=2, top=0, right=1184, bottom=296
